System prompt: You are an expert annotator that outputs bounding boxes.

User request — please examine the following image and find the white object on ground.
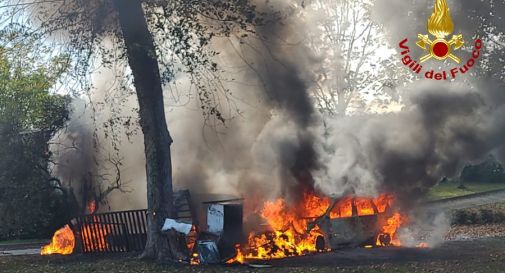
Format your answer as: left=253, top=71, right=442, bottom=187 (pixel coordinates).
left=161, top=218, right=192, bottom=235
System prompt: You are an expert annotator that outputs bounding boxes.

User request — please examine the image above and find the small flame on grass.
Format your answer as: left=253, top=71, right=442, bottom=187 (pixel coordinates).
left=40, top=225, right=75, bottom=255
left=417, top=242, right=429, bottom=248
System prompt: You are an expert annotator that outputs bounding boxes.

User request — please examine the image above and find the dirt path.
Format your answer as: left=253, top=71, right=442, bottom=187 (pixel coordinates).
left=0, top=242, right=46, bottom=257
left=423, top=189, right=505, bottom=211
left=0, top=249, right=40, bottom=256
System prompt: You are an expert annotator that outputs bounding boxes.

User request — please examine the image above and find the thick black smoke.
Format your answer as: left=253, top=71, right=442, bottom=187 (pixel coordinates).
left=243, top=3, right=322, bottom=200
left=354, top=0, right=505, bottom=205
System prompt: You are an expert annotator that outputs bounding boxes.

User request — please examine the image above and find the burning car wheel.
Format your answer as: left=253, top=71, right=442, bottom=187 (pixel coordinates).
left=377, top=233, right=392, bottom=247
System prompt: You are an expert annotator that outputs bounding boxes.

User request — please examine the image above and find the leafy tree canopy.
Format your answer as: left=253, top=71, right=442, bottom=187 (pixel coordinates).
left=0, top=25, right=70, bottom=133
left=0, top=25, right=71, bottom=240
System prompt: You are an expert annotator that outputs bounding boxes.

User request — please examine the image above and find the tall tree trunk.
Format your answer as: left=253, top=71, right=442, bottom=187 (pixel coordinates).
left=113, top=0, right=175, bottom=262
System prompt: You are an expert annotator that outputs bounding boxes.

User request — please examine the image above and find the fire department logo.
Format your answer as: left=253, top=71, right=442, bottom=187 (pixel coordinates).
left=416, top=0, right=464, bottom=63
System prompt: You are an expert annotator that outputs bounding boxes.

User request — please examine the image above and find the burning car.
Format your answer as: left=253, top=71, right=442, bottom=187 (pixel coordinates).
left=307, top=196, right=399, bottom=250
left=229, top=192, right=406, bottom=263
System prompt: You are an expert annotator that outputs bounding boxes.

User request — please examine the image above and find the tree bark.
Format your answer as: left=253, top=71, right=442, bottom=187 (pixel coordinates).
left=113, top=0, right=175, bottom=262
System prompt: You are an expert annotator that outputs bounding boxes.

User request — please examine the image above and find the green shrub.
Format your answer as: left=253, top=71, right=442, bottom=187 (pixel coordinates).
left=452, top=207, right=505, bottom=225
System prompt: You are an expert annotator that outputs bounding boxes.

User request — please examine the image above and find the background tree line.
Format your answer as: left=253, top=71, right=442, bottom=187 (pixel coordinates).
left=0, top=26, right=72, bottom=240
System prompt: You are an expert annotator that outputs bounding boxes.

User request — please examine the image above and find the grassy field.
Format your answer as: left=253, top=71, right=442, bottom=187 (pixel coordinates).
left=426, top=182, right=505, bottom=200
left=1, top=253, right=504, bottom=273
left=2, top=238, right=505, bottom=273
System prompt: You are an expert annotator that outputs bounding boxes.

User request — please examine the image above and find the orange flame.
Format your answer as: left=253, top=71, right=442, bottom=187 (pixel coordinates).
left=417, top=242, right=429, bottom=248
left=42, top=213, right=115, bottom=256
left=228, top=192, right=408, bottom=263
left=376, top=212, right=404, bottom=246
left=81, top=220, right=112, bottom=251
left=242, top=195, right=324, bottom=260
left=87, top=200, right=97, bottom=214
left=226, top=244, right=245, bottom=264
left=40, top=225, right=75, bottom=255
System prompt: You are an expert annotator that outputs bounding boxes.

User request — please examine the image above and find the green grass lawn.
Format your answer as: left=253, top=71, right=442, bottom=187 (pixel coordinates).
left=2, top=237, right=505, bottom=273
left=426, top=182, right=505, bottom=200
